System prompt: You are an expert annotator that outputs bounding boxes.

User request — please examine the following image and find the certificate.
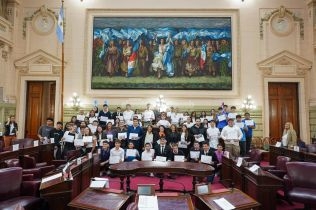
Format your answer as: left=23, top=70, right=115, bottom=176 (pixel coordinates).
left=236, top=157, right=243, bottom=167
left=141, top=153, right=153, bottom=161
left=195, top=134, right=205, bottom=142
left=155, top=156, right=167, bottom=162
left=74, top=139, right=84, bottom=146
left=83, top=136, right=93, bottom=143
left=118, top=132, right=127, bottom=139
left=227, top=113, right=237, bottom=119
left=177, top=113, right=184, bottom=118
left=190, top=151, right=200, bottom=159
left=65, top=135, right=75, bottom=143
left=109, top=156, right=120, bottom=164
left=126, top=149, right=137, bottom=157
left=106, top=119, right=115, bottom=124
left=182, top=116, right=188, bottom=122
left=107, top=134, right=113, bottom=141
left=100, top=116, right=108, bottom=122
left=117, top=116, right=124, bottom=121
left=201, top=155, right=212, bottom=164
left=217, top=114, right=226, bottom=122
left=235, top=122, right=244, bottom=128
left=33, top=140, right=39, bottom=147
left=178, top=141, right=187, bottom=148
left=275, top=142, right=282, bottom=147
left=245, top=120, right=254, bottom=126
left=174, top=155, right=185, bottom=162
left=129, top=133, right=138, bottom=140
left=249, top=164, right=260, bottom=173
left=206, top=116, right=213, bottom=121
left=134, top=114, right=142, bottom=119
left=77, top=115, right=85, bottom=121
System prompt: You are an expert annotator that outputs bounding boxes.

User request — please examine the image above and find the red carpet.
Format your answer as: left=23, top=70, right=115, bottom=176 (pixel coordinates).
left=104, top=174, right=307, bottom=210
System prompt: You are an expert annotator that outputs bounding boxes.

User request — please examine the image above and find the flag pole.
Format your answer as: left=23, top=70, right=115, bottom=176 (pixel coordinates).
left=61, top=0, right=65, bottom=123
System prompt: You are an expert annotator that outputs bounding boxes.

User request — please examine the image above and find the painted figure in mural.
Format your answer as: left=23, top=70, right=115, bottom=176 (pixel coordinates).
left=137, top=39, right=149, bottom=77
left=120, top=40, right=132, bottom=77
left=105, top=40, right=119, bottom=77
left=219, top=39, right=230, bottom=77
left=185, top=40, right=199, bottom=77
left=173, top=39, right=182, bottom=76
left=206, top=40, right=216, bottom=76
left=163, top=35, right=175, bottom=77
left=151, top=38, right=166, bottom=79
left=181, top=39, right=189, bottom=76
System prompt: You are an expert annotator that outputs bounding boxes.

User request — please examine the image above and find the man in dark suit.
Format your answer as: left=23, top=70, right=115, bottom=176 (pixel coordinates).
left=154, top=137, right=171, bottom=160
left=170, top=143, right=185, bottom=161
left=200, top=141, right=218, bottom=183
left=112, top=106, right=123, bottom=121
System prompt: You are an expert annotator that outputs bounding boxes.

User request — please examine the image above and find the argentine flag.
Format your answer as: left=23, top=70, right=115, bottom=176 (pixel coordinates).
left=56, top=5, right=64, bottom=43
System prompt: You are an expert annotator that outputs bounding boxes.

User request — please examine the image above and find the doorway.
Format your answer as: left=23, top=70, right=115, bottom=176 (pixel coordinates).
left=25, top=81, right=56, bottom=139
left=268, top=82, right=299, bottom=139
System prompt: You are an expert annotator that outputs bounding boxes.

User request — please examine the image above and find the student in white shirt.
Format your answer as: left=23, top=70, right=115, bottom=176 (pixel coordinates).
left=141, top=143, right=155, bottom=161
left=109, top=139, right=125, bottom=164
left=125, top=142, right=140, bottom=161
left=143, top=103, right=155, bottom=126
left=220, top=118, right=243, bottom=159
left=123, top=104, right=134, bottom=126
left=156, top=112, right=171, bottom=128
left=207, top=119, right=220, bottom=150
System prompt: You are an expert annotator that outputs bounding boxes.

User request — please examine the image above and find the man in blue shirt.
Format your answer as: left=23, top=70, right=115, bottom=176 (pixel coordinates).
left=242, top=112, right=256, bottom=154
left=127, top=118, right=143, bottom=152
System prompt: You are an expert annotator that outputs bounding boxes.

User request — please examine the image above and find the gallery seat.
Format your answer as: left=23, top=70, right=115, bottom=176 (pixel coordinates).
left=261, top=156, right=291, bottom=179
left=0, top=167, right=42, bottom=210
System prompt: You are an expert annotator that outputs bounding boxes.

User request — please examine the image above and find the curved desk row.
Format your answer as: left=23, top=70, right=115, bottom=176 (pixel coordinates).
left=109, top=161, right=214, bottom=192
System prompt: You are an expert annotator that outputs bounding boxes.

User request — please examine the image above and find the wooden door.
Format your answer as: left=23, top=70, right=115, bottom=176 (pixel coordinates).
left=268, top=82, right=299, bottom=139
left=25, top=81, right=56, bottom=139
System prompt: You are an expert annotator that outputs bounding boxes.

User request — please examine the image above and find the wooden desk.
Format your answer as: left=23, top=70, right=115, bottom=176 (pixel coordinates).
left=193, top=188, right=260, bottom=210
left=269, top=145, right=316, bottom=164
left=109, top=161, right=214, bottom=192
left=68, top=188, right=132, bottom=210
left=220, top=156, right=233, bottom=188
left=243, top=167, right=282, bottom=210
left=231, top=161, right=245, bottom=191
left=40, top=154, right=100, bottom=210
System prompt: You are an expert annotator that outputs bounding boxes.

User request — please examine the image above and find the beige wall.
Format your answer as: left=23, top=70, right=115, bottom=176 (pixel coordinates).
left=1, top=0, right=314, bottom=140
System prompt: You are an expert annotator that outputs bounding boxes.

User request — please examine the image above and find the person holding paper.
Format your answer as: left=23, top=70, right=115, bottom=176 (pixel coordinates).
left=3, top=115, right=18, bottom=148
left=69, top=116, right=79, bottom=127
left=216, top=106, right=228, bottom=132
left=141, top=125, right=158, bottom=149
left=203, top=118, right=210, bottom=128
left=154, top=137, right=171, bottom=160
left=220, top=118, right=243, bottom=159
left=167, top=124, right=180, bottom=145
left=109, top=139, right=125, bottom=165
left=116, top=120, right=128, bottom=148
left=156, top=113, right=171, bottom=128
left=49, top=121, right=64, bottom=160
left=170, top=143, right=185, bottom=161
left=93, top=125, right=107, bottom=147
left=178, top=125, right=194, bottom=157
left=242, top=112, right=256, bottom=154
left=188, top=141, right=201, bottom=163
left=79, top=127, right=97, bottom=154
left=190, top=118, right=207, bottom=144
left=98, top=104, right=112, bottom=127
left=76, top=110, right=86, bottom=123
left=183, top=116, right=194, bottom=128
left=236, top=115, right=247, bottom=157
left=281, top=122, right=297, bottom=148
left=104, top=122, right=118, bottom=148
left=100, top=140, right=110, bottom=175
left=207, top=119, right=220, bottom=150
left=38, top=117, right=55, bottom=144
left=141, top=143, right=155, bottom=161
left=61, top=124, right=76, bottom=159
left=88, top=110, right=98, bottom=125
left=88, top=120, right=98, bottom=134
left=143, top=103, right=155, bottom=127
left=227, top=106, right=238, bottom=120
left=127, top=119, right=143, bottom=152
left=200, top=142, right=218, bottom=183
left=125, top=142, right=140, bottom=162
left=112, top=106, right=123, bottom=121
left=123, top=104, right=134, bottom=126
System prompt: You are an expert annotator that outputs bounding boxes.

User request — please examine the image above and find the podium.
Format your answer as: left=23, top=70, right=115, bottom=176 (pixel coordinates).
left=220, top=156, right=233, bottom=187
left=244, top=167, right=282, bottom=210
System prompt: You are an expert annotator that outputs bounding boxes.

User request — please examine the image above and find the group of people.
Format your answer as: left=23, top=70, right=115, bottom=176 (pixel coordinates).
left=93, top=36, right=231, bottom=79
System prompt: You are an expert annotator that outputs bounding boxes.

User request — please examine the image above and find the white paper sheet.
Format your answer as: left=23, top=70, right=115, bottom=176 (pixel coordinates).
left=218, top=114, right=226, bottom=122
left=42, top=172, right=62, bottom=183
left=174, top=155, right=185, bottom=162
left=236, top=157, right=243, bottom=167
left=155, top=156, right=167, bottom=162
left=64, top=135, right=75, bottom=143
left=33, top=140, right=39, bottom=147
left=74, top=139, right=84, bottom=146
left=249, top=164, right=260, bottom=172
left=195, top=134, right=205, bottom=142
left=275, top=142, right=282, bottom=147
left=118, top=132, right=127, bottom=139
left=126, top=149, right=137, bottom=157
left=106, top=119, right=115, bottom=125
left=141, top=152, right=153, bottom=161
left=235, top=122, right=244, bottom=128
left=100, top=116, right=108, bottom=122
left=109, top=156, right=120, bottom=164
left=138, top=195, right=158, bottom=210
left=83, top=136, right=93, bottom=143
left=12, top=144, right=19, bottom=151
left=244, top=120, right=254, bottom=126
left=50, top=138, right=55, bottom=143
left=77, top=115, right=85, bottom=121
left=178, top=141, right=188, bottom=148
left=190, top=151, right=200, bottom=159
left=129, top=133, right=138, bottom=140
left=213, top=197, right=235, bottom=210
left=227, top=113, right=237, bottom=119
left=201, top=155, right=212, bottom=164
left=107, top=134, right=113, bottom=141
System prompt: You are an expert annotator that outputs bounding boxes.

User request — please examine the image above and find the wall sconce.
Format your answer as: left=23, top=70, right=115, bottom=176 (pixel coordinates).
left=69, top=92, right=81, bottom=110
left=241, top=95, right=256, bottom=111
left=156, top=95, right=167, bottom=112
